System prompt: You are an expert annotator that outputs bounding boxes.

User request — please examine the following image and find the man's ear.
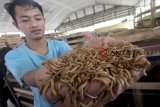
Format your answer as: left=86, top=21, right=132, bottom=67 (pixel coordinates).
left=12, top=21, right=20, bottom=30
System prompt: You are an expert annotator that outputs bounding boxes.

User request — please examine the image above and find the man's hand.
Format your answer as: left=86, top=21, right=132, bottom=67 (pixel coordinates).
left=34, top=57, right=62, bottom=88
left=33, top=58, right=72, bottom=105
left=83, top=36, right=124, bottom=49
left=23, top=67, right=50, bottom=87
left=81, top=36, right=150, bottom=106
left=34, top=66, right=50, bottom=87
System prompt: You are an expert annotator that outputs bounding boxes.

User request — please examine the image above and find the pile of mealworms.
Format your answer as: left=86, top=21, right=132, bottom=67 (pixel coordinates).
left=39, top=42, right=150, bottom=107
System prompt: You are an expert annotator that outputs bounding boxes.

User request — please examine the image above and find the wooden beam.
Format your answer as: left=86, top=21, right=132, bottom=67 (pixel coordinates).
left=13, top=87, right=33, bottom=96
left=130, top=82, right=160, bottom=90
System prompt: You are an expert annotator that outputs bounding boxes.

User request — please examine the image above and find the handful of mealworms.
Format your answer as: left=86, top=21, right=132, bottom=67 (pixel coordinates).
left=39, top=42, right=150, bottom=107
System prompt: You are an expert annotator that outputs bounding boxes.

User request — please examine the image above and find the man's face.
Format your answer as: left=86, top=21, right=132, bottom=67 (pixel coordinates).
left=14, top=5, right=45, bottom=40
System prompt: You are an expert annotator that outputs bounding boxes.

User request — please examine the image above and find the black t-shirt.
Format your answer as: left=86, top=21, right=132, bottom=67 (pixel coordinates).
left=0, top=61, right=7, bottom=79
left=0, top=47, right=12, bottom=79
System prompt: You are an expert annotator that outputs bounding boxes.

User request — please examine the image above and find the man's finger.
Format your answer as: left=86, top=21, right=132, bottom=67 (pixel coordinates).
left=103, top=36, right=124, bottom=48
left=84, top=37, right=104, bottom=48
left=86, top=77, right=110, bottom=98
left=45, top=88, right=62, bottom=103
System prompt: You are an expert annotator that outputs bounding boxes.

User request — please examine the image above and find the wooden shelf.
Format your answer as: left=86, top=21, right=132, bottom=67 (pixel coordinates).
left=70, top=43, right=81, bottom=49
left=130, top=82, right=160, bottom=90
left=53, top=32, right=88, bottom=40
left=13, top=87, right=33, bottom=96
left=68, top=38, right=84, bottom=44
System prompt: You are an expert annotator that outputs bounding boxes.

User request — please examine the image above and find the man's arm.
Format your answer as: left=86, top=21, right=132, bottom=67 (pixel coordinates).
left=23, top=65, right=65, bottom=103
left=23, top=66, right=50, bottom=87
left=23, top=70, right=37, bottom=87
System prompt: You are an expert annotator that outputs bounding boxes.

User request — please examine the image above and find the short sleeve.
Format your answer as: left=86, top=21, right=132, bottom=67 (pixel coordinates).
left=5, top=49, right=35, bottom=87
left=57, top=41, right=72, bottom=55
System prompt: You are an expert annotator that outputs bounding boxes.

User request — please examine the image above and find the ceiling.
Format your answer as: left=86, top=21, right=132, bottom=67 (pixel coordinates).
left=0, top=0, right=140, bottom=33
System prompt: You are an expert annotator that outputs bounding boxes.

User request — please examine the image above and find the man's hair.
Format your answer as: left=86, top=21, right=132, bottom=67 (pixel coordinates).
left=4, top=0, right=44, bottom=22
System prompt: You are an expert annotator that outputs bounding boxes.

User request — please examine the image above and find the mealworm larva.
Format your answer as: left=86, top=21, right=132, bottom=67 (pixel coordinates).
left=51, top=78, right=57, bottom=96
left=78, top=81, right=88, bottom=100
left=118, top=69, right=131, bottom=86
left=123, top=69, right=132, bottom=78
left=71, top=73, right=78, bottom=81
left=42, top=80, right=51, bottom=101
left=60, top=80, right=77, bottom=93
left=143, top=69, right=147, bottom=76
left=134, top=55, right=145, bottom=62
left=71, top=94, right=78, bottom=107
left=95, top=71, right=109, bottom=77
left=39, top=75, right=52, bottom=88
left=117, top=64, right=123, bottom=68
left=49, top=68, right=57, bottom=74
left=79, top=100, right=94, bottom=107
left=116, top=76, right=125, bottom=88
left=77, top=76, right=81, bottom=83
left=68, top=65, right=79, bottom=73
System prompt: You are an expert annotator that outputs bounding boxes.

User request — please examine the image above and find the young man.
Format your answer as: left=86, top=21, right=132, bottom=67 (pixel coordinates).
left=4, top=0, right=72, bottom=106
left=4, top=0, right=150, bottom=107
